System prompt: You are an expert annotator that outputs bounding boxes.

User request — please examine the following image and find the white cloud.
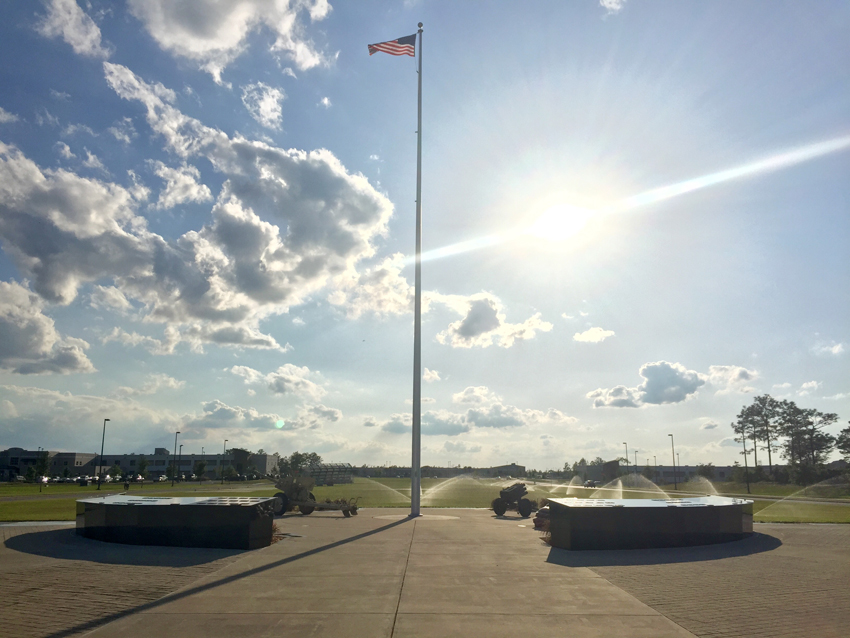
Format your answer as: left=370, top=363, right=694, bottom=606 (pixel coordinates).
left=700, top=420, right=719, bottom=430
left=600, top=0, right=627, bottom=15
left=229, top=364, right=326, bottom=401
left=82, top=149, right=108, bottom=173
left=127, top=0, right=333, bottom=84
left=50, top=89, right=70, bottom=101
left=0, top=107, right=19, bottom=124
left=318, top=97, right=331, bottom=109
left=453, top=386, right=501, bottom=405
left=102, top=326, right=180, bottom=355
left=36, top=0, right=111, bottom=59
left=773, top=382, right=792, bottom=389
left=89, top=285, right=132, bottom=312
left=434, top=293, right=553, bottom=349
left=35, top=109, right=59, bottom=127
left=443, top=440, right=482, bottom=454
left=112, top=373, right=185, bottom=397
left=573, top=326, right=615, bottom=343
left=813, top=342, right=845, bottom=356
left=329, top=254, right=412, bottom=318
left=707, top=365, right=759, bottom=394
left=0, top=280, right=95, bottom=374
left=241, top=82, right=286, bottom=130
left=561, top=313, right=574, bottom=320
left=63, top=123, right=96, bottom=137
left=150, top=161, right=212, bottom=209
left=588, top=361, right=706, bottom=408
left=55, top=142, right=75, bottom=159
left=798, top=380, right=820, bottom=396
left=108, top=117, right=138, bottom=144
left=424, top=368, right=441, bottom=383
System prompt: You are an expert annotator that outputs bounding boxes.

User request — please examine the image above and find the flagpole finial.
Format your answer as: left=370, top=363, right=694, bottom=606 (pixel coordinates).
left=418, top=22, right=423, bottom=29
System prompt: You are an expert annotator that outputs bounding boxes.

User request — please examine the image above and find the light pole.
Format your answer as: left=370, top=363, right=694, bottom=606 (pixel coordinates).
left=741, top=433, right=751, bottom=494
left=634, top=450, right=638, bottom=476
left=97, top=418, right=110, bottom=490
left=178, top=444, right=183, bottom=483
left=622, top=442, right=628, bottom=474
left=171, top=431, right=180, bottom=487
left=221, top=439, right=228, bottom=485
left=677, top=452, right=681, bottom=482
left=668, top=434, right=677, bottom=490
left=654, top=455, right=657, bottom=482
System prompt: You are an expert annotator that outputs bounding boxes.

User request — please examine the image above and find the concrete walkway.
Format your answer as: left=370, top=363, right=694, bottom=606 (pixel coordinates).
left=3, top=509, right=849, bottom=637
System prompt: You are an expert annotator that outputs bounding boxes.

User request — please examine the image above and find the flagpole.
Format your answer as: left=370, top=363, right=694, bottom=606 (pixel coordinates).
left=410, top=22, right=424, bottom=518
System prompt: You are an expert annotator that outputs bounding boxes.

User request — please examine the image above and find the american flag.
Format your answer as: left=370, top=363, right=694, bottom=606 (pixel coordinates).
left=368, top=34, right=416, bottom=57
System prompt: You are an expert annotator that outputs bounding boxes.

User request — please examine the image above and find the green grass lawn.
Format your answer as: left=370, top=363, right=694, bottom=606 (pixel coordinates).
left=2, top=477, right=849, bottom=523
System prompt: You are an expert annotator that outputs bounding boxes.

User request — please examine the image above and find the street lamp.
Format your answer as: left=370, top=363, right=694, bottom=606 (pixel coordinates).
left=171, top=431, right=180, bottom=487
left=97, top=418, right=110, bottom=490
left=221, top=439, right=228, bottom=485
left=654, top=455, right=657, bottom=483
left=741, top=432, right=751, bottom=494
left=178, top=444, right=183, bottom=483
left=622, top=442, right=628, bottom=474
left=668, top=434, right=677, bottom=490
left=634, top=450, right=638, bottom=476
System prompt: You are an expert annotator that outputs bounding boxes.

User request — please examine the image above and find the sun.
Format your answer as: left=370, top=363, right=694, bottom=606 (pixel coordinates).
left=524, top=204, right=597, bottom=241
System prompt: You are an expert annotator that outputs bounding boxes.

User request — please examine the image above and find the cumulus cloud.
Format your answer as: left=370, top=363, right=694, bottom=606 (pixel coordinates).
left=89, top=285, right=132, bottom=312
left=329, top=253, right=412, bottom=318
left=55, top=142, right=75, bottom=159
left=0, top=107, right=19, bottom=124
left=453, top=386, right=500, bottom=405
left=108, top=117, right=138, bottom=144
left=372, top=386, right=576, bottom=436
left=707, top=365, right=759, bottom=394
left=150, top=161, right=212, bottom=209
left=318, top=97, right=331, bottom=109
left=102, top=326, right=180, bottom=355
left=587, top=361, right=706, bottom=408
left=813, top=342, right=845, bottom=356
left=229, top=364, right=326, bottom=401
left=423, top=368, right=440, bottom=383
left=573, top=326, right=615, bottom=343
left=241, top=82, right=286, bottom=129
left=443, top=440, right=482, bottom=454
left=700, top=420, right=719, bottom=430
left=600, top=0, right=627, bottom=15
left=181, top=399, right=284, bottom=435
left=798, top=380, right=820, bottom=396
left=112, top=373, right=185, bottom=397
left=0, top=280, right=95, bottom=375
left=127, top=0, right=333, bottom=84
left=36, top=0, right=111, bottom=59
left=434, top=293, right=552, bottom=349
left=0, top=62, right=396, bottom=354
left=82, top=149, right=108, bottom=173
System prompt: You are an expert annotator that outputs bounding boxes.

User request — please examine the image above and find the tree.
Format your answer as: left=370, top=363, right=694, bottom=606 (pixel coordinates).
left=165, top=464, right=175, bottom=480
left=62, top=467, right=70, bottom=478
left=221, top=465, right=237, bottom=480
left=696, top=463, right=715, bottom=480
left=194, top=460, right=208, bottom=481
left=25, top=465, right=36, bottom=482
left=109, top=463, right=122, bottom=479
left=277, top=451, right=323, bottom=477
left=837, top=423, right=850, bottom=463
left=778, top=402, right=836, bottom=484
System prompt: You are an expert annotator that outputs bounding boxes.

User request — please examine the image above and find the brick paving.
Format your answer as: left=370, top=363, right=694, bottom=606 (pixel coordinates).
left=2, top=518, right=849, bottom=638
left=577, top=524, right=850, bottom=638
left=0, top=524, right=242, bottom=638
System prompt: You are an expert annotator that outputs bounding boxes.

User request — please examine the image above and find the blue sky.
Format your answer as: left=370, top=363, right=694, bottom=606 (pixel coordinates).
left=0, top=0, right=847, bottom=470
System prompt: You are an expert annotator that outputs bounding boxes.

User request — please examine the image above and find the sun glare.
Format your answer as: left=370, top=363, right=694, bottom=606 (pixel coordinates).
left=524, top=204, right=597, bottom=242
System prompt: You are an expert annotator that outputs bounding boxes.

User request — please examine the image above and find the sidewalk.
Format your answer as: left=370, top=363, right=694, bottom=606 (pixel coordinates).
left=3, top=509, right=848, bottom=637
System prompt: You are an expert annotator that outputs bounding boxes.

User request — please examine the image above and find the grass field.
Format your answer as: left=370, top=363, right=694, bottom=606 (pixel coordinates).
left=1, top=476, right=848, bottom=523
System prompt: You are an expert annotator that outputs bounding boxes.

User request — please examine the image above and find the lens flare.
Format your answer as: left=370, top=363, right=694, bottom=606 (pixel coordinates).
left=275, top=419, right=285, bottom=429
left=406, top=134, right=850, bottom=264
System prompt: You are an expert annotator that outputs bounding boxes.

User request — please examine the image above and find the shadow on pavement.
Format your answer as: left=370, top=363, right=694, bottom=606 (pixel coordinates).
left=36, top=516, right=414, bottom=638
left=4, top=528, right=241, bottom=566
left=546, top=532, right=782, bottom=567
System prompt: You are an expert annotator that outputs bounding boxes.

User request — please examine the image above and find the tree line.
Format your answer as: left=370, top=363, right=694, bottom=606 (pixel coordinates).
left=732, top=394, right=849, bottom=484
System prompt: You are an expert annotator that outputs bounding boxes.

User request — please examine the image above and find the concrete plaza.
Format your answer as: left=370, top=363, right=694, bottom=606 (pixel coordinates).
left=2, top=509, right=848, bottom=638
